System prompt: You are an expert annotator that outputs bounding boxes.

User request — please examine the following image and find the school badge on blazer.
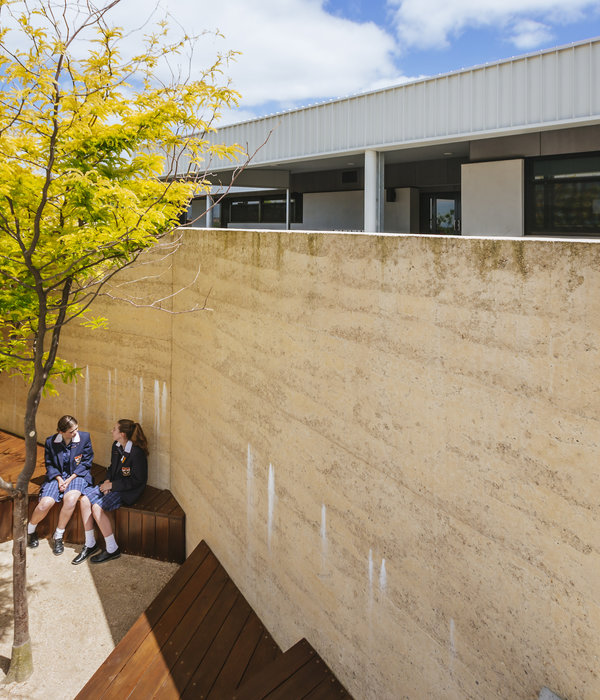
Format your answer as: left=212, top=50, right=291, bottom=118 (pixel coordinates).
left=74, top=455, right=82, bottom=465
left=121, top=465, right=131, bottom=476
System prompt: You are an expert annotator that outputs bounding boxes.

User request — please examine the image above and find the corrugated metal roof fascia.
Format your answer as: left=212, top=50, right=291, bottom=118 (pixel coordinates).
left=204, top=38, right=600, bottom=169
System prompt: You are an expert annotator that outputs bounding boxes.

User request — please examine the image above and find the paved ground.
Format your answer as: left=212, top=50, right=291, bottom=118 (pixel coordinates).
left=0, top=538, right=179, bottom=699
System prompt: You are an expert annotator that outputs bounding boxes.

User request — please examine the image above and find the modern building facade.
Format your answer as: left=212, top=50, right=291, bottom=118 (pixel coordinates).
left=187, top=37, right=600, bottom=238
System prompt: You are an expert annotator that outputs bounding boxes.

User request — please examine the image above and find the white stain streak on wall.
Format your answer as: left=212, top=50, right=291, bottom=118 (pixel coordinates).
left=267, top=463, right=275, bottom=552
left=247, top=444, right=254, bottom=533
left=161, top=381, right=167, bottom=419
left=72, top=363, right=77, bottom=412
left=449, top=618, right=457, bottom=675
left=320, top=504, right=328, bottom=572
left=107, top=370, right=112, bottom=423
left=153, top=379, right=161, bottom=474
left=368, top=549, right=374, bottom=609
left=84, top=366, right=90, bottom=425
left=138, top=376, right=144, bottom=424
left=379, top=558, right=387, bottom=592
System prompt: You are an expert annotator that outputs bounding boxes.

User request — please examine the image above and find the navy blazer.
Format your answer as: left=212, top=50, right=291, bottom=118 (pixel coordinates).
left=103, top=441, right=147, bottom=506
left=44, top=431, right=94, bottom=485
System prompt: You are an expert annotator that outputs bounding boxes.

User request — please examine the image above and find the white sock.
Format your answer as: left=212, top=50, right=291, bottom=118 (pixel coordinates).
left=104, top=534, right=118, bottom=554
left=53, top=527, right=65, bottom=540
left=27, top=523, right=37, bottom=534
left=85, top=529, right=96, bottom=548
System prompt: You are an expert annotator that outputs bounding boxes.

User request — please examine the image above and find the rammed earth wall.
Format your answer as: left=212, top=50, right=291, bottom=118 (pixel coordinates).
left=1, top=229, right=599, bottom=699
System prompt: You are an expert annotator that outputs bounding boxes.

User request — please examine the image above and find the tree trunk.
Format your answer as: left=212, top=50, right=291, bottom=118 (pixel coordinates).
left=4, top=491, right=33, bottom=683
left=5, top=395, right=41, bottom=683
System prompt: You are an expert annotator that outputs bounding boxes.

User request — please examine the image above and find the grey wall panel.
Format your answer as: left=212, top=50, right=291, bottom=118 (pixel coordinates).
left=199, top=39, right=600, bottom=173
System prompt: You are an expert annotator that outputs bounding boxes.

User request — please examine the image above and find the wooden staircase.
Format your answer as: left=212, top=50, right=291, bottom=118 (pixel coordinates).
left=75, top=540, right=352, bottom=699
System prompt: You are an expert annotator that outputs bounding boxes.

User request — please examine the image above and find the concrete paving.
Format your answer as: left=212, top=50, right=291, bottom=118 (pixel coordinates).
left=0, top=538, right=179, bottom=699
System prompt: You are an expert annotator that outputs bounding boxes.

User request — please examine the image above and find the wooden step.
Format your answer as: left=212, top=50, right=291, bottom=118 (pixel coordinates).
left=74, top=540, right=283, bottom=699
left=232, top=638, right=352, bottom=700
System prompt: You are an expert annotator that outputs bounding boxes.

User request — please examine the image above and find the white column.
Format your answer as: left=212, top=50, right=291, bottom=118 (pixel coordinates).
left=364, top=149, right=384, bottom=232
left=205, top=194, right=213, bottom=228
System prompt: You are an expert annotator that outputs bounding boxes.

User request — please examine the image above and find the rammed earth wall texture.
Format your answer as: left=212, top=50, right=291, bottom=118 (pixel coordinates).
left=1, top=230, right=599, bottom=700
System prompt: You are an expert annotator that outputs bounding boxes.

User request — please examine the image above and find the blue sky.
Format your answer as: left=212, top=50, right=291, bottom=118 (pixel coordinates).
left=106, top=0, right=600, bottom=123
left=343, top=0, right=600, bottom=78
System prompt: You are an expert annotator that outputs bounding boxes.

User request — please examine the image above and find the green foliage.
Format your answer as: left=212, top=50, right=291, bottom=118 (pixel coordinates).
left=0, top=0, right=242, bottom=389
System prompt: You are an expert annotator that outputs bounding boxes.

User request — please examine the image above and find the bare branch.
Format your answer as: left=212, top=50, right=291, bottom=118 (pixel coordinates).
left=0, top=475, right=16, bottom=495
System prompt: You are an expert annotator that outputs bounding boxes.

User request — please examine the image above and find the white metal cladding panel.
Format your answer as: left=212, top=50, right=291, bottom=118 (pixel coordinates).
left=526, top=55, right=542, bottom=124
left=446, top=75, right=460, bottom=135
left=541, top=52, right=557, bottom=120
left=573, top=47, right=591, bottom=117
left=498, top=62, right=513, bottom=128
left=207, top=40, right=600, bottom=169
left=511, top=59, right=528, bottom=126
left=594, top=43, right=600, bottom=114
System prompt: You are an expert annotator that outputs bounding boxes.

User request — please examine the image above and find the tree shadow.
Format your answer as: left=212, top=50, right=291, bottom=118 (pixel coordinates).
left=82, top=545, right=178, bottom=644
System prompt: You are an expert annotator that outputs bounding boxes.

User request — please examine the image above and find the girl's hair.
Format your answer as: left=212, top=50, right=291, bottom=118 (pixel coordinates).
left=57, top=415, right=78, bottom=432
left=118, top=419, right=149, bottom=455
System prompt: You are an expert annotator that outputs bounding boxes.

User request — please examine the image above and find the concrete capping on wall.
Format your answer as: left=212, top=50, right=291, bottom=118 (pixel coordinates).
left=1, top=229, right=599, bottom=700
left=539, top=688, right=565, bottom=700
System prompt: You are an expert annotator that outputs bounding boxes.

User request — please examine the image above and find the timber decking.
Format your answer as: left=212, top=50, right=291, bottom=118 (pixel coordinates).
left=232, top=638, right=351, bottom=700
left=0, top=430, right=185, bottom=563
left=75, top=540, right=352, bottom=700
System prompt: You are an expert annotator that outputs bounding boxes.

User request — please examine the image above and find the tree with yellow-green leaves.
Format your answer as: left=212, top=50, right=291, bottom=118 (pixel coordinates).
left=0, top=0, right=242, bottom=682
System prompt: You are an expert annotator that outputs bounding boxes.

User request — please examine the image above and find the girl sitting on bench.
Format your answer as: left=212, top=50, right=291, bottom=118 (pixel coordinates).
left=72, top=418, right=148, bottom=565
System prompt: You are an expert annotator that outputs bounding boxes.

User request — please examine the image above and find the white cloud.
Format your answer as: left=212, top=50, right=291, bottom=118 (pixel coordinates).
left=388, top=0, right=594, bottom=50
left=2, top=0, right=406, bottom=121
left=509, top=19, right=553, bottom=50
left=106, top=0, right=400, bottom=111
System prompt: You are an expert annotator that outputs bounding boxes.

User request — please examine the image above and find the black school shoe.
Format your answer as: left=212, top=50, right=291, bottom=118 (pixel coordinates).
left=53, top=538, right=64, bottom=555
left=71, top=543, right=100, bottom=565
left=90, top=548, right=121, bottom=564
left=27, top=532, right=39, bottom=548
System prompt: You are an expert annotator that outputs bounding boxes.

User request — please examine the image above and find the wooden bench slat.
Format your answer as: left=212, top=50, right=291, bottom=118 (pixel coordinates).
left=0, top=498, right=12, bottom=541
left=304, top=678, right=354, bottom=700
left=238, top=629, right=284, bottom=688
left=232, top=639, right=320, bottom=700
left=263, top=654, right=332, bottom=700
left=180, top=596, right=253, bottom=700
left=137, top=488, right=172, bottom=512
left=124, top=557, right=230, bottom=700
left=152, top=578, right=241, bottom=699
left=207, top=614, right=270, bottom=698
left=131, top=484, right=163, bottom=509
left=233, top=638, right=352, bottom=700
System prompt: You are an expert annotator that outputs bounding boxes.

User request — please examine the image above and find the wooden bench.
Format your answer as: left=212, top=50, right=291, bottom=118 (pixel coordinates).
left=75, top=540, right=352, bottom=699
left=0, top=430, right=185, bottom=564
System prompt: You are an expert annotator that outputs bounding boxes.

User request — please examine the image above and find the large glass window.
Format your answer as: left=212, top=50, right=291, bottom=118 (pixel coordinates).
left=526, top=154, right=600, bottom=236
left=225, top=194, right=303, bottom=225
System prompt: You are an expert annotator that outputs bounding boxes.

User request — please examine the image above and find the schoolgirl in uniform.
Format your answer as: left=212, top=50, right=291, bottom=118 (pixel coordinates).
left=72, top=418, right=148, bottom=564
left=27, top=415, right=94, bottom=555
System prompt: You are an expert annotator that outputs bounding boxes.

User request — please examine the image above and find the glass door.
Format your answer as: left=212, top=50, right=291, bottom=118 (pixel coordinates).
left=421, top=193, right=461, bottom=234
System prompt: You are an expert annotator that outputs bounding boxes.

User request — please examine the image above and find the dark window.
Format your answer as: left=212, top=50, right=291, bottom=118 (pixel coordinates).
left=225, top=194, right=302, bottom=225
left=526, top=153, right=600, bottom=236
left=262, top=198, right=287, bottom=223
left=341, top=170, right=358, bottom=185
left=230, top=199, right=260, bottom=223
